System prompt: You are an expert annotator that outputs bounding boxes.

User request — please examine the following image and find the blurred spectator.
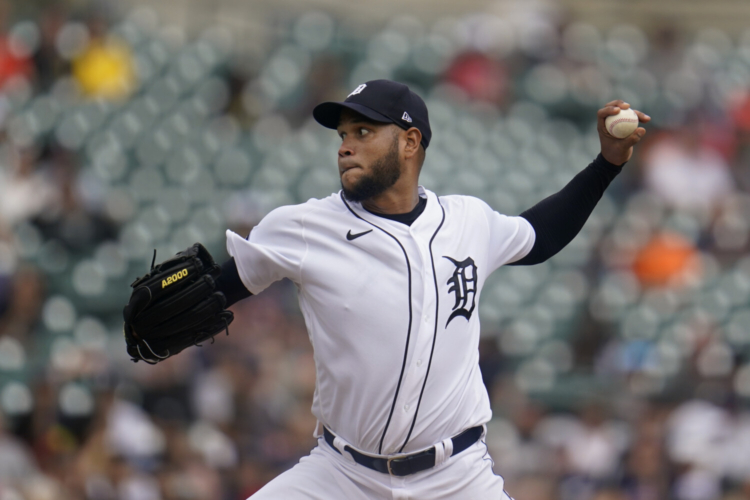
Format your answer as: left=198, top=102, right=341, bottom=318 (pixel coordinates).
left=632, top=232, right=700, bottom=287
left=0, top=414, right=39, bottom=482
left=443, top=51, right=509, bottom=105
left=0, top=31, right=34, bottom=88
left=0, top=264, right=44, bottom=341
left=32, top=149, right=118, bottom=252
left=505, top=475, right=557, bottom=500
left=666, top=398, right=730, bottom=473
left=487, top=401, right=559, bottom=481
left=72, top=30, right=135, bottom=100
left=31, top=8, right=68, bottom=88
left=526, top=403, right=631, bottom=500
left=0, top=146, right=58, bottom=229
left=105, top=397, right=166, bottom=467
left=191, top=365, right=236, bottom=425
left=720, top=410, right=750, bottom=487
left=621, top=409, right=670, bottom=500
left=730, top=92, right=750, bottom=193
left=593, top=489, right=629, bottom=500
left=673, top=467, right=722, bottom=500
left=647, top=25, right=684, bottom=81
left=642, top=126, right=735, bottom=213
left=560, top=403, right=631, bottom=481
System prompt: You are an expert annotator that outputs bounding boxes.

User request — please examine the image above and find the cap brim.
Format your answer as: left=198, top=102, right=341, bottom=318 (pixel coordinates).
left=313, top=102, right=394, bottom=129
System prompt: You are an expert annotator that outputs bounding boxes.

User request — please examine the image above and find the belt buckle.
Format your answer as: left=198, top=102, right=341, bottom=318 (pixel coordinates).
left=386, top=456, right=407, bottom=476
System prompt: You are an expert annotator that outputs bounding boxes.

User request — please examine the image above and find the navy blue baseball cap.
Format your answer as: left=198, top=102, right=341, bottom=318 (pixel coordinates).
left=313, top=79, right=432, bottom=149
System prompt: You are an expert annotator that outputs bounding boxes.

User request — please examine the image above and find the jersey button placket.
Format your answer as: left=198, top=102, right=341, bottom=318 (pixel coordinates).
left=380, top=233, right=421, bottom=452
left=388, top=231, right=434, bottom=451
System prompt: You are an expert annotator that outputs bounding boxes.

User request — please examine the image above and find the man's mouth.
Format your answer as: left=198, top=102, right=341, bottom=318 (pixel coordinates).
left=340, top=164, right=361, bottom=175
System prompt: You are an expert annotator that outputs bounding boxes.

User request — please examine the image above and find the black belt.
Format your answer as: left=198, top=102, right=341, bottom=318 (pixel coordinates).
left=323, top=426, right=483, bottom=476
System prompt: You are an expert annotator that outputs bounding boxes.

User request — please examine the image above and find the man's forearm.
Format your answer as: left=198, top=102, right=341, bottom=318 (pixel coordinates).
left=510, top=153, right=623, bottom=266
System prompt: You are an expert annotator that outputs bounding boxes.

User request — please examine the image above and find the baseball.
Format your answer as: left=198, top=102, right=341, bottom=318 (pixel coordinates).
left=605, top=107, right=639, bottom=139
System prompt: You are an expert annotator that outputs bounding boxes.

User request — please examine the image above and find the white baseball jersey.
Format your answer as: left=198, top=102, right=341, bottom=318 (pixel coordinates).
left=226, top=186, right=535, bottom=457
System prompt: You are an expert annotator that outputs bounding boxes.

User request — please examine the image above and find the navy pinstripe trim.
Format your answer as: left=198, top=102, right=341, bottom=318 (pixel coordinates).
left=340, top=193, right=413, bottom=455
left=480, top=435, right=507, bottom=483
left=479, top=436, right=514, bottom=498
left=398, top=199, right=446, bottom=453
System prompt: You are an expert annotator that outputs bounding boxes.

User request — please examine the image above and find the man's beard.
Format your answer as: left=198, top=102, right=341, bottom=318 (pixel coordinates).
left=341, top=138, right=401, bottom=203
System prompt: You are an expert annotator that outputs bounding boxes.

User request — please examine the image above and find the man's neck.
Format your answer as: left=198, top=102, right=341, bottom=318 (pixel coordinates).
left=361, top=187, right=420, bottom=215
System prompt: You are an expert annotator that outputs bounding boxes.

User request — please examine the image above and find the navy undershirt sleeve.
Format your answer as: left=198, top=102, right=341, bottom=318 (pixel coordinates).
left=510, top=153, right=624, bottom=266
left=215, top=257, right=252, bottom=307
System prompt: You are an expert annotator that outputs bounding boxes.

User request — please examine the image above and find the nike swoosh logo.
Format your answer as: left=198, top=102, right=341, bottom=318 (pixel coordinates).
left=346, top=229, right=373, bottom=241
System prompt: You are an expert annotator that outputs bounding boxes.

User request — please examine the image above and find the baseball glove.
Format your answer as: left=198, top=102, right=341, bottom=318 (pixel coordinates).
left=123, top=243, right=234, bottom=364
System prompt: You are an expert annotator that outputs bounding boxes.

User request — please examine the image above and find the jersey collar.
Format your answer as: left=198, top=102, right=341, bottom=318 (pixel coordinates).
left=340, top=186, right=444, bottom=234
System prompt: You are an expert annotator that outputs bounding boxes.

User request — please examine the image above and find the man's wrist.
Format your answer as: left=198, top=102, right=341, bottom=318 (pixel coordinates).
left=596, top=152, right=626, bottom=170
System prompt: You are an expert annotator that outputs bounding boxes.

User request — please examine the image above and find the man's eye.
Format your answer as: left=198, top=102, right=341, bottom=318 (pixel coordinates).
left=339, top=133, right=346, bottom=140
left=360, top=128, right=369, bottom=136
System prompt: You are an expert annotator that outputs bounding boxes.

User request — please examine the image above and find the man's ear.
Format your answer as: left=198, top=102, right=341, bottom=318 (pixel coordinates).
left=403, top=127, right=422, bottom=159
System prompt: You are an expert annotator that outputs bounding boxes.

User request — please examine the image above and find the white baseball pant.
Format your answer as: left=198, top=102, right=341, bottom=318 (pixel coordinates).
left=249, top=435, right=513, bottom=500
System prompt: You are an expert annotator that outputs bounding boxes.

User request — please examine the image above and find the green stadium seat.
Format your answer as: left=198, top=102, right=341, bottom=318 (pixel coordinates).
left=42, top=295, right=77, bottom=333
left=0, top=382, right=33, bottom=416
left=214, top=148, right=253, bottom=186
left=94, top=242, right=128, bottom=278
left=72, top=259, right=107, bottom=296
left=0, top=338, right=26, bottom=372
left=129, top=167, right=165, bottom=202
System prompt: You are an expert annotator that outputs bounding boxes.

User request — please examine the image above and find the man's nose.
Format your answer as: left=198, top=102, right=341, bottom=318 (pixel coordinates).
left=338, top=141, right=354, bottom=157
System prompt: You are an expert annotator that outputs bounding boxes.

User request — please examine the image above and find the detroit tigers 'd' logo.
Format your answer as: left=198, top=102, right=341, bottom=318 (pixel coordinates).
left=443, top=256, right=478, bottom=327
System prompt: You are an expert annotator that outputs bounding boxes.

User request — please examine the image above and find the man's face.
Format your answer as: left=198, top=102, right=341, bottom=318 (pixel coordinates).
left=336, top=108, right=402, bottom=202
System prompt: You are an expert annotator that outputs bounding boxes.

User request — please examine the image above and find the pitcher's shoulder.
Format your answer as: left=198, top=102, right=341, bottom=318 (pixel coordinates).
left=436, top=193, right=494, bottom=216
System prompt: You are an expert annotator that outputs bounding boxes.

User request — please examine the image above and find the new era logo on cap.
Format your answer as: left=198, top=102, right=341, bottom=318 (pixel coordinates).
left=402, top=112, right=412, bottom=123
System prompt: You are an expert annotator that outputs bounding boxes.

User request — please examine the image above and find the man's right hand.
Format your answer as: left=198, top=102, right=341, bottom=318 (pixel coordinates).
left=597, top=100, right=651, bottom=166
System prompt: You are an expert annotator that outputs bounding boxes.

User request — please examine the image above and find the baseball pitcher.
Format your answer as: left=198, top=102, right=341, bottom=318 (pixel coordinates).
left=123, top=79, right=649, bottom=499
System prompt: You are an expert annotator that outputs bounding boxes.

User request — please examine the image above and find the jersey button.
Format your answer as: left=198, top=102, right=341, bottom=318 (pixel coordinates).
left=404, top=404, right=410, bottom=412
left=416, top=359, right=423, bottom=367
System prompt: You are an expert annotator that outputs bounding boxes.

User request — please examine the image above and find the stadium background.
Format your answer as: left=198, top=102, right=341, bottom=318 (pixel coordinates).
left=1, top=0, right=750, bottom=498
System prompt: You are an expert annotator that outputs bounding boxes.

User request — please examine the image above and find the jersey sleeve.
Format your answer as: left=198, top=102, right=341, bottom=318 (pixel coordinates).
left=225, top=205, right=307, bottom=295
left=474, top=198, right=536, bottom=273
